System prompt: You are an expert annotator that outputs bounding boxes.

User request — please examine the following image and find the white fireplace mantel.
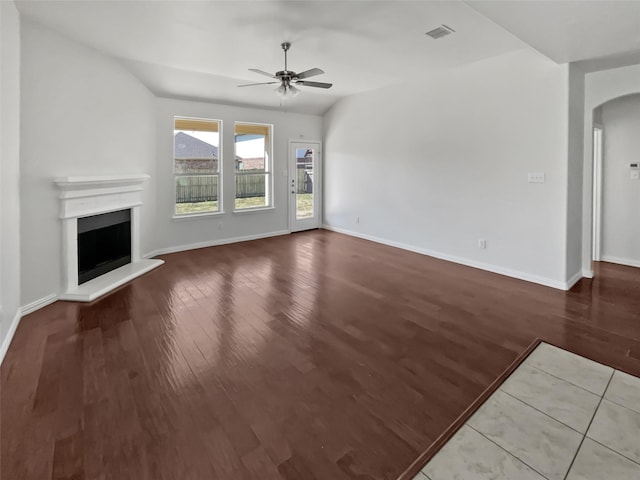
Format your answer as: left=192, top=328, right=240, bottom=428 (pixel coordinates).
left=54, top=174, right=163, bottom=302
left=54, top=174, right=151, bottom=219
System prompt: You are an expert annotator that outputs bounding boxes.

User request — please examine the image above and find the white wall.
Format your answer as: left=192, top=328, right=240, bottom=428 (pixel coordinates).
left=20, top=19, right=157, bottom=308
left=600, top=94, right=640, bottom=266
left=581, top=64, right=640, bottom=272
left=153, top=98, right=322, bottom=254
left=324, top=48, right=572, bottom=288
left=565, top=64, right=585, bottom=283
left=0, top=0, right=22, bottom=362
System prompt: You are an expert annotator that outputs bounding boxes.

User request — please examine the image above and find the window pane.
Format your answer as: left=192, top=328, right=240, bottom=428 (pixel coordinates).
left=175, top=175, right=219, bottom=214
left=235, top=122, right=272, bottom=209
left=235, top=135, right=266, bottom=172
left=235, top=173, right=267, bottom=209
left=175, top=118, right=220, bottom=174
left=296, top=148, right=314, bottom=219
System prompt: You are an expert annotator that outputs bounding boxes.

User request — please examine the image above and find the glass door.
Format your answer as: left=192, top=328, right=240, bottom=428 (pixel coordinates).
left=289, top=141, right=321, bottom=232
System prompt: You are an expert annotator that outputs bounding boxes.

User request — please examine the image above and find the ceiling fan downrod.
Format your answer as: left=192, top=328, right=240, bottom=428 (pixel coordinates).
left=282, top=42, right=291, bottom=75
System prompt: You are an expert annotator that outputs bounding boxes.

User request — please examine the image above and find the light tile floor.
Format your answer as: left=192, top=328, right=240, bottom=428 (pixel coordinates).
left=413, top=342, right=640, bottom=480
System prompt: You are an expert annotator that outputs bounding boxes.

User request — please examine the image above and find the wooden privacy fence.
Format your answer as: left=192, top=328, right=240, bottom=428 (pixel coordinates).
left=175, top=169, right=313, bottom=204
left=176, top=176, right=219, bottom=203
left=235, top=173, right=266, bottom=199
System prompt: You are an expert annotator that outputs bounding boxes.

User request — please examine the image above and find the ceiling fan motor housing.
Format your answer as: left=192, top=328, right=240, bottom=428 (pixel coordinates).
left=276, top=71, right=295, bottom=81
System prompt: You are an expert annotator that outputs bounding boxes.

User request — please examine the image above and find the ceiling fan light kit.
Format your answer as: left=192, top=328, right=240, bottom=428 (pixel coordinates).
left=239, top=42, right=332, bottom=100
left=275, top=83, right=300, bottom=98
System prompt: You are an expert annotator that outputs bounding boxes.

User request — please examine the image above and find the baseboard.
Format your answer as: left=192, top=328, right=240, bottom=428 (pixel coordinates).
left=2, top=292, right=59, bottom=365
left=145, top=229, right=290, bottom=258
left=21, top=293, right=58, bottom=316
left=0, top=309, right=22, bottom=366
left=582, top=269, right=594, bottom=279
left=322, top=225, right=568, bottom=290
left=565, top=271, right=584, bottom=290
left=601, top=255, right=640, bottom=269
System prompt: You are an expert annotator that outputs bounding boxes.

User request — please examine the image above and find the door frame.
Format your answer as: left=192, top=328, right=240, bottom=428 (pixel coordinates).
left=288, top=140, right=322, bottom=232
left=592, top=125, right=604, bottom=262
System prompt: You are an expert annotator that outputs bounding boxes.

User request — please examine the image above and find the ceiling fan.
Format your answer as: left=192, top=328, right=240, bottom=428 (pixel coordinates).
left=238, top=42, right=332, bottom=98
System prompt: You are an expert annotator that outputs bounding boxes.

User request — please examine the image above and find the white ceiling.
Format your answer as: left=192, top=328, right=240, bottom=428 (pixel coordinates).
left=15, top=0, right=527, bottom=114
left=468, top=1, right=640, bottom=65
left=15, top=1, right=640, bottom=115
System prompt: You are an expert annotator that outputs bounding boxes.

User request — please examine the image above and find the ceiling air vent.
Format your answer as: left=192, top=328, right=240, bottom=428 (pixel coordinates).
left=425, top=25, right=455, bottom=40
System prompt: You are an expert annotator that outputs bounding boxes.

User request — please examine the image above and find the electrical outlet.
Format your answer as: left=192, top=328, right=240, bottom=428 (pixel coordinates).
left=356, top=216, right=360, bottom=224
left=218, top=222, right=223, bottom=230
left=528, top=173, right=545, bottom=183
left=478, top=239, right=487, bottom=249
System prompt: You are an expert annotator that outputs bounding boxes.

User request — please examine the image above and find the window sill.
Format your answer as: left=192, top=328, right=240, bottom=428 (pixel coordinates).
left=232, top=206, right=275, bottom=215
left=172, top=211, right=225, bottom=221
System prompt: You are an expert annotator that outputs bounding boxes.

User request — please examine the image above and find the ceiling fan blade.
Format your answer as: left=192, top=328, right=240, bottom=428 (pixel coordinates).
left=249, top=68, right=276, bottom=79
left=238, top=81, right=279, bottom=87
left=296, top=80, right=332, bottom=89
left=295, top=68, right=324, bottom=80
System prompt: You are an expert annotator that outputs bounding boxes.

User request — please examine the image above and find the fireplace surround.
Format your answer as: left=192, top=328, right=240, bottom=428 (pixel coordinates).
left=54, top=174, right=163, bottom=302
left=78, top=209, right=132, bottom=284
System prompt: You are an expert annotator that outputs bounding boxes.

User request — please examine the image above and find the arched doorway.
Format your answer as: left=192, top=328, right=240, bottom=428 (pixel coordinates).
left=591, top=94, right=640, bottom=268
left=581, top=65, right=640, bottom=277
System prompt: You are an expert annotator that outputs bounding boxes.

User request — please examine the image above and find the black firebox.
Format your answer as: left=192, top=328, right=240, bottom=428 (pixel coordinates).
left=77, top=209, right=131, bottom=284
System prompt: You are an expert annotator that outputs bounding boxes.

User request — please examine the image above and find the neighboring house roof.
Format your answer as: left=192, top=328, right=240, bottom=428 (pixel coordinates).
left=174, top=132, right=218, bottom=159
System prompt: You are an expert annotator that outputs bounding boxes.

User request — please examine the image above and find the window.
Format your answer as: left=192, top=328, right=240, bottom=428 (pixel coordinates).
left=234, top=122, right=272, bottom=210
left=174, top=117, right=221, bottom=215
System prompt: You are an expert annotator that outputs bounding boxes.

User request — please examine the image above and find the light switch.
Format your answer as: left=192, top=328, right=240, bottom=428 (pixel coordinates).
left=528, top=173, right=545, bottom=183
left=631, top=171, right=639, bottom=180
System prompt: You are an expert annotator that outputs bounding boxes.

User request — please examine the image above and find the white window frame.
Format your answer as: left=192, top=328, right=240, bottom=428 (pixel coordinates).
left=173, top=116, right=223, bottom=218
left=233, top=122, right=274, bottom=212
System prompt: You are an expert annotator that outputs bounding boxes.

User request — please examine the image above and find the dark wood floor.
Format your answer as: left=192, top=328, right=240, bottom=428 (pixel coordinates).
left=2, top=230, right=640, bottom=480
